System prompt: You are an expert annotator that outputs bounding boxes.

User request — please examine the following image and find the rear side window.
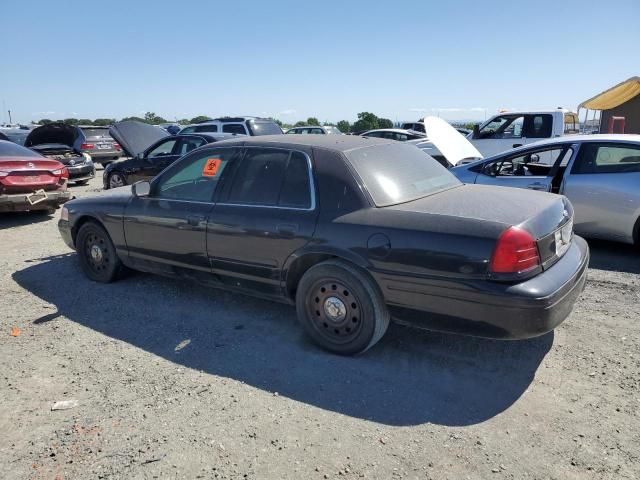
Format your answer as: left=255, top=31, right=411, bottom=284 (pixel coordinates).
left=223, top=124, right=246, bottom=135
left=194, top=124, right=218, bottom=133
left=523, top=114, right=553, bottom=138
left=227, top=148, right=312, bottom=208
left=572, top=143, right=640, bottom=174
left=176, top=137, right=206, bottom=155
left=247, top=121, right=283, bottom=136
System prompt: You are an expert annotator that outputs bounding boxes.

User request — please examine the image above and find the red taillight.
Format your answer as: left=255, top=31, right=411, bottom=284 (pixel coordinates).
left=81, top=143, right=94, bottom=150
left=490, top=227, right=540, bottom=274
left=52, top=167, right=69, bottom=179
left=113, top=143, right=121, bottom=150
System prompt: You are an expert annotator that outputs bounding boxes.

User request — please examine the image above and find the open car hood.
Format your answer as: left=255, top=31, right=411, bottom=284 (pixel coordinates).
left=423, top=116, right=483, bottom=165
left=24, top=123, right=83, bottom=150
left=109, top=121, right=169, bottom=157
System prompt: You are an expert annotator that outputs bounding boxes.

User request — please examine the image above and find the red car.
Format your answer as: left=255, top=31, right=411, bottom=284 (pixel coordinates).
left=0, top=140, right=71, bottom=213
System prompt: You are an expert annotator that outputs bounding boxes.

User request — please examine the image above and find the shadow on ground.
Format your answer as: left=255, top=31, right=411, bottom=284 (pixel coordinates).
left=13, top=254, right=554, bottom=427
left=0, top=211, right=53, bottom=229
left=587, top=238, right=640, bottom=274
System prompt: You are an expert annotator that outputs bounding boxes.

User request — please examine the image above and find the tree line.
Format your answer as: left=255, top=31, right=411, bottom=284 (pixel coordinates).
left=36, top=111, right=395, bottom=133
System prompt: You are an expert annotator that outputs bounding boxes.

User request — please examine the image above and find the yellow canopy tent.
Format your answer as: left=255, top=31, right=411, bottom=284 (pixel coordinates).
left=579, top=77, right=640, bottom=110
left=578, top=77, right=640, bottom=133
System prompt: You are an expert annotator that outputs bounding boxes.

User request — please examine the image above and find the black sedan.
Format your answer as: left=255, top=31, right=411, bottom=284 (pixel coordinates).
left=58, top=135, right=589, bottom=355
left=104, top=120, right=240, bottom=189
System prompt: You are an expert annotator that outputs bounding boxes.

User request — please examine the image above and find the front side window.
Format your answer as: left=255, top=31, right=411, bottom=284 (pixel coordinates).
left=226, top=148, right=312, bottom=208
left=572, top=143, right=640, bottom=174
left=155, top=148, right=237, bottom=202
left=477, top=115, right=524, bottom=139
left=483, top=147, right=571, bottom=177
left=347, top=143, right=461, bottom=207
left=147, top=139, right=177, bottom=158
left=176, top=137, right=206, bottom=156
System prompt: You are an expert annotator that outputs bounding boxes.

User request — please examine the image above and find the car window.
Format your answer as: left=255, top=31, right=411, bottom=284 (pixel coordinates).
left=564, top=113, right=579, bottom=134
left=0, top=141, right=42, bottom=157
left=285, top=129, right=299, bottom=134
left=147, top=139, right=177, bottom=158
left=364, top=131, right=382, bottom=138
left=82, top=128, right=112, bottom=139
left=483, top=147, right=571, bottom=177
left=226, top=148, right=311, bottom=208
left=176, top=137, right=206, bottom=156
left=194, top=124, right=218, bottom=133
left=478, top=115, right=524, bottom=139
left=155, top=148, right=237, bottom=202
left=311, top=128, right=324, bottom=134
left=572, top=143, right=640, bottom=174
left=346, top=143, right=461, bottom=207
left=247, top=120, right=283, bottom=136
left=523, top=114, right=553, bottom=138
left=180, top=126, right=195, bottom=134
left=222, top=124, right=246, bottom=135
left=278, top=152, right=312, bottom=208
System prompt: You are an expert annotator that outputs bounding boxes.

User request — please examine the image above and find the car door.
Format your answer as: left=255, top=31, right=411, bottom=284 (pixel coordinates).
left=474, top=145, right=573, bottom=191
left=206, top=147, right=318, bottom=297
left=562, top=142, right=640, bottom=242
left=123, top=146, right=240, bottom=281
left=130, top=138, right=180, bottom=183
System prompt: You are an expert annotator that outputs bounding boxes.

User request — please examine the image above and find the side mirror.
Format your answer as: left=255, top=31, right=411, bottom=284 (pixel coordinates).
left=132, top=180, right=150, bottom=197
left=472, top=124, right=480, bottom=139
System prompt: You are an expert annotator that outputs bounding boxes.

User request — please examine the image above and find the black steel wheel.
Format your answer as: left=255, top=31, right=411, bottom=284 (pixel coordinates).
left=296, top=260, right=389, bottom=355
left=76, top=221, right=123, bottom=283
left=108, top=172, right=126, bottom=189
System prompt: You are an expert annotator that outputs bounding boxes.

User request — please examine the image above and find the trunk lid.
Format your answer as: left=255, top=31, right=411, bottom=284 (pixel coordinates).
left=422, top=116, right=483, bottom=166
left=109, top=120, right=168, bottom=157
left=0, top=157, right=66, bottom=192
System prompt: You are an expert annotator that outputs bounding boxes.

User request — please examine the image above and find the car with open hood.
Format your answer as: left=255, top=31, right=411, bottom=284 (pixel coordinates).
left=58, top=135, right=588, bottom=355
left=24, top=123, right=95, bottom=185
left=0, top=140, right=71, bottom=213
left=104, top=120, right=239, bottom=189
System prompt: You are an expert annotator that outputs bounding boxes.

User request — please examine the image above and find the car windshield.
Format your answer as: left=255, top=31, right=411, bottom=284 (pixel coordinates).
left=0, top=141, right=41, bottom=158
left=346, top=143, right=461, bottom=207
left=247, top=121, right=283, bottom=136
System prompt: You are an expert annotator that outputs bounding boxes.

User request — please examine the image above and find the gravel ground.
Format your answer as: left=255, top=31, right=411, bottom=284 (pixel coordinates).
left=1, top=174, right=639, bottom=480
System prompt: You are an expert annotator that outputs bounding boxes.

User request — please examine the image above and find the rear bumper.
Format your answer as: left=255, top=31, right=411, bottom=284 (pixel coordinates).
left=0, top=189, right=72, bottom=212
left=379, top=236, right=590, bottom=339
left=87, top=150, right=121, bottom=162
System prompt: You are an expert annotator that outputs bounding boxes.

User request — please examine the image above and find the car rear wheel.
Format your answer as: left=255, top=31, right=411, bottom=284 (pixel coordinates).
left=76, top=222, right=124, bottom=283
left=108, top=172, right=126, bottom=189
left=295, top=260, right=389, bottom=355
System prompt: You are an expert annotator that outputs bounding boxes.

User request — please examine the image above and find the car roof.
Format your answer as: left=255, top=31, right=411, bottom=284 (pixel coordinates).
left=214, top=134, right=396, bottom=152
left=363, top=128, right=420, bottom=134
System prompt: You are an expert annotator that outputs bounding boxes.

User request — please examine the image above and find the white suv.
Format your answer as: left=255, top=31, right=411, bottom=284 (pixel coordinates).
left=179, top=117, right=282, bottom=136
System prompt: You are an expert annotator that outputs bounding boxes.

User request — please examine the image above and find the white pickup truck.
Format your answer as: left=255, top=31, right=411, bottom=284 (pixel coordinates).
left=468, top=109, right=580, bottom=157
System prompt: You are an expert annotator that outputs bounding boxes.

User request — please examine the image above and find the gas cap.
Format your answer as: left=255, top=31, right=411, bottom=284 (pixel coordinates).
left=367, top=233, right=391, bottom=258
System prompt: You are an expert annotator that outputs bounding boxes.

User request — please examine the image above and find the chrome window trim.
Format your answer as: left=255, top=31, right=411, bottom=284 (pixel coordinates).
left=218, top=147, right=316, bottom=212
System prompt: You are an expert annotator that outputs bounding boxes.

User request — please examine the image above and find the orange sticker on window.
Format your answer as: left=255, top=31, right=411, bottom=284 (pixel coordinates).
left=202, top=158, right=222, bottom=177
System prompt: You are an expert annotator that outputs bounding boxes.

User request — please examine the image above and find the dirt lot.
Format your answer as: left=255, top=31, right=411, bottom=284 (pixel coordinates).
left=1, top=173, right=639, bottom=480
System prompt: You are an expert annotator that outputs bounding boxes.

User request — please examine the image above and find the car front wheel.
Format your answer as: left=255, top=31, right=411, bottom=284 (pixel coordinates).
left=108, top=172, right=126, bottom=189
left=295, top=260, right=389, bottom=355
left=76, top=222, right=124, bottom=283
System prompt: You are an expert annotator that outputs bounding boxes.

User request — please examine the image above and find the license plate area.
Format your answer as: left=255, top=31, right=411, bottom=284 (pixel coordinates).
left=26, top=189, right=48, bottom=205
left=555, top=219, right=573, bottom=257
left=97, top=143, right=110, bottom=149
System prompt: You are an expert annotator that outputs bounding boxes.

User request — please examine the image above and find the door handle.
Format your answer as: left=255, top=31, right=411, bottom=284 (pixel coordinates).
left=186, top=214, right=205, bottom=226
left=276, top=223, right=298, bottom=236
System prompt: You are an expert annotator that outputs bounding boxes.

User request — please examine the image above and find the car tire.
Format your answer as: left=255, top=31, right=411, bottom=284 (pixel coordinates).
left=75, top=180, right=89, bottom=186
left=295, top=259, right=389, bottom=355
left=108, top=172, right=126, bottom=189
left=76, top=221, right=124, bottom=283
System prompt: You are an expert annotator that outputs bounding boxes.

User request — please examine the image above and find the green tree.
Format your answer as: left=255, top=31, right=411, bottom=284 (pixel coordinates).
left=272, top=118, right=283, bottom=127
left=63, top=118, right=79, bottom=125
left=93, top=118, right=115, bottom=126
left=306, top=117, right=320, bottom=126
left=37, top=119, right=53, bottom=125
left=294, top=121, right=307, bottom=127
left=337, top=120, right=351, bottom=133
left=144, top=112, right=167, bottom=124
left=177, top=118, right=190, bottom=125
left=352, top=112, right=379, bottom=133
left=78, top=119, right=93, bottom=125
left=378, top=118, right=393, bottom=129
left=190, top=115, right=212, bottom=123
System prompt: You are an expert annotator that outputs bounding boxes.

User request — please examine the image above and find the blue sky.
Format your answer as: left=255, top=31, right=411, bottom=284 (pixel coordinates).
left=1, top=0, right=638, bottom=124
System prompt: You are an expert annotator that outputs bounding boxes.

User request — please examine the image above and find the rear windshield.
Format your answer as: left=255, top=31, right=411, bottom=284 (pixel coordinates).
left=247, top=120, right=283, bottom=136
left=0, top=141, right=41, bottom=158
left=346, top=143, right=461, bottom=207
left=82, top=128, right=112, bottom=139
